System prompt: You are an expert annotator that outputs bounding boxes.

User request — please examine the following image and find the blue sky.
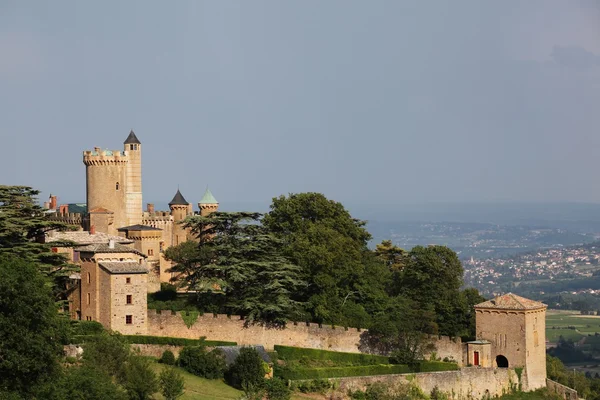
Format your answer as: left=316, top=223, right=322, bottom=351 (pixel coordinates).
left=1, top=1, right=600, bottom=211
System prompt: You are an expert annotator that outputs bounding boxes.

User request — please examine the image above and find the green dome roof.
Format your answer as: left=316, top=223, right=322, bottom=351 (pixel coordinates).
left=199, top=188, right=218, bottom=205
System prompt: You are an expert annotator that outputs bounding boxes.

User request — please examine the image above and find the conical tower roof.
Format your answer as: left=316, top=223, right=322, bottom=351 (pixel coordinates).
left=169, top=189, right=189, bottom=206
left=124, top=130, right=141, bottom=144
left=199, top=188, right=218, bottom=205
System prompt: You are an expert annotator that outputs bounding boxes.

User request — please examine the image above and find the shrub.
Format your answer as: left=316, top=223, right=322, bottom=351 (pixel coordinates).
left=160, top=350, right=176, bottom=365
left=159, top=366, right=185, bottom=400
left=264, top=378, right=291, bottom=400
left=122, top=354, right=159, bottom=400
left=225, top=347, right=268, bottom=390
left=178, top=345, right=226, bottom=379
left=124, top=335, right=236, bottom=347
left=274, top=345, right=389, bottom=366
left=82, top=332, right=130, bottom=378
left=71, top=320, right=104, bottom=336
left=293, top=379, right=332, bottom=394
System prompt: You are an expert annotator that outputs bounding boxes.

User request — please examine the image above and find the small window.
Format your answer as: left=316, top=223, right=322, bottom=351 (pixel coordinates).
left=148, top=249, right=153, bottom=256
left=130, top=144, right=134, bottom=150
left=116, top=182, right=120, bottom=190
left=159, top=242, right=164, bottom=253
left=126, top=315, right=133, bottom=324
left=126, top=277, right=131, bottom=284
left=126, top=295, right=132, bottom=304
left=87, top=272, right=91, bottom=284
left=86, top=293, right=90, bottom=305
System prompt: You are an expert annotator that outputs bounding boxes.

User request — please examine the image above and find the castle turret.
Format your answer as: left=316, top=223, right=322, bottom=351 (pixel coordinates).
left=169, top=189, right=191, bottom=246
left=124, top=130, right=143, bottom=226
left=83, top=147, right=128, bottom=235
left=198, top=188, right=219, bottom=217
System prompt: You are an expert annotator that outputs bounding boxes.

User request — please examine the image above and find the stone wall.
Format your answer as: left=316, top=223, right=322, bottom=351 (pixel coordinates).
left=332, top=367, right=518, bottom=399
left=546, top=379, right=578, bottom=400
left=131, top=344, right=183, bottom=358
left=147, top=310, right=363, bottom=352
left=145, top=310, right=465, bottom=358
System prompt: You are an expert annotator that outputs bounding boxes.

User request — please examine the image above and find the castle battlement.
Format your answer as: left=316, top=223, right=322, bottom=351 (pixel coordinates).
left=83, top=148, right=128, bottom=166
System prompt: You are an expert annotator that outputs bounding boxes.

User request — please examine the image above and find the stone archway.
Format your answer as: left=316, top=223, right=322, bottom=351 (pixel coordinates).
left=496, top=355, right=509, bottom=368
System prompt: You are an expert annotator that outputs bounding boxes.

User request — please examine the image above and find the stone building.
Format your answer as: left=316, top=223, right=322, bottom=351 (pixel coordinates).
left=469, top=293, right=547, bottom=390
left=45, top=130, right=219, bottom=332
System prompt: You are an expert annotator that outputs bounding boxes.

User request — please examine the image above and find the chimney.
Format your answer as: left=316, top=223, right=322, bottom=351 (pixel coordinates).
left=90, top=225, right=96, bottom=234
left=147, top=203, right=155, bottom=214
left=108, top=239, right=115, bottom=249
left=49, top=195, right=57, bottom=210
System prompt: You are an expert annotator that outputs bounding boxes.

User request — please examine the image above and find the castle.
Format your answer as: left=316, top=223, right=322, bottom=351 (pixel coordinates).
left=47, top=131, right=218, bottom=328
left=45, top=131, right=557, bottom=398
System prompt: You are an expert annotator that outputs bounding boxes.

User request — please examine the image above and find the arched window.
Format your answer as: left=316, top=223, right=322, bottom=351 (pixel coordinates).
left=116, top=182, right=120, bottom=190
left=496, top=355, right=509, bottom=368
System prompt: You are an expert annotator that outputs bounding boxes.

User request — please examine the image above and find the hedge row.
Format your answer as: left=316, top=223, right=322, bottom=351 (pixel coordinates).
left=124, top=335, right=237, bottom=347
left=71, top=334, right=236, bottom=347
left=275, top=361, right=459, bottom=380
left=273, top=345, right=390, bottom=365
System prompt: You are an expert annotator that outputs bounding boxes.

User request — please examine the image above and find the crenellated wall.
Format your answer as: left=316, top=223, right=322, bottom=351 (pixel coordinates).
left=147, top=310, right=363, bottom=352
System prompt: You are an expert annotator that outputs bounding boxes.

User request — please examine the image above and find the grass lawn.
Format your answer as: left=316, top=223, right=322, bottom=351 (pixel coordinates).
left=150, top=362, right=313, bottom=400
left=151, top=363, right=242, bottom=400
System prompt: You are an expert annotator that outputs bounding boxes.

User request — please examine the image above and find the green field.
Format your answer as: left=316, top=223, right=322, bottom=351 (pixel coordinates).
left=546, top=310, right=600, bottom=342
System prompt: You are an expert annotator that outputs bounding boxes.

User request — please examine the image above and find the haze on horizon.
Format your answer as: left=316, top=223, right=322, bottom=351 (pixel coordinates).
left=1, top=1, right=600, bottom=213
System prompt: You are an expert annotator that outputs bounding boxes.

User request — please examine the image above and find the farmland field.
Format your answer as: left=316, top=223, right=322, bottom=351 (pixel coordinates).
left=546, top=310, right=600, bottom=343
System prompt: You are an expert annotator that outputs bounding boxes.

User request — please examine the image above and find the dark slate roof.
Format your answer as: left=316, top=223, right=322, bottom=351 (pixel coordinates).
left=169, top=189, right=189, bottom=206
left=118, top=224, right=162, bottom=232
left=75, top=242, right=146, bottom=257
left=99, top=262, right=148, bottom=274
left=215, top=346, right=271, bottom=367
left=124, top=130, right=141, bottom=144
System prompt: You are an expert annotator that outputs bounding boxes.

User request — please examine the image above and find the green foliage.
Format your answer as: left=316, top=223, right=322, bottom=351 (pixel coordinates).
left=263, top=193, right=377, bottom=327
left=160, top=350, right=176, bottom=365
left=263, top=377, right=291, bottom=400
left=361, top=296, right=436, bottom=364
left=41, top=365, right=128, bottom=400
left=181, top=310, right=200, bottom=328
left=0, top=186, right=75, bottom=297
left=394, top=245, right=468, bottom=337
left=153, top=283, right=178, bottom=301
left=123, top=334, right=236, bottom=347
left=291, top=379, right=332, bottom=394
left=82, top=332, right=130, bottom=378
left=71, top=319, right=105, bottom=335
left=168, top=212, right=306, bottom=325
left=430, top=386, right=449, bottom=400
left=159, top=366, right=185, bottom=400
left=375, top=240, right=405, bottom=271
left=225, top=347, right=267, bottom=390
left=274, top=345, right=390, bottom=366
left=122, top=354, right=159, bottom=400
left=546, top=355, right=592, bottom=398
left=0, top=256, right=66, bottom=396
left=178, top=345, right=227, bottom=379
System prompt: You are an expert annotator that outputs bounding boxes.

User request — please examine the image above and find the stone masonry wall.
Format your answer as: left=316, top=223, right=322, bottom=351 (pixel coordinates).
left=546, top=379, right=578, bottom=400
left=146, top=310, right=465, bottom=358
left=332, top=367, right=518, bottom=399
left=147, top=310, right=363, bottom=352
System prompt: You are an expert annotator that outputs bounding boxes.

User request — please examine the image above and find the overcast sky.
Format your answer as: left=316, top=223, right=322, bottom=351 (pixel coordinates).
left=1, top=1, right=600, bottom=211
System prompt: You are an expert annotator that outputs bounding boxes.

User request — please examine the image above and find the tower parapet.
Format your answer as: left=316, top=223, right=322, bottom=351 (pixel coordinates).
left=83, top=148, right=128, bottom=166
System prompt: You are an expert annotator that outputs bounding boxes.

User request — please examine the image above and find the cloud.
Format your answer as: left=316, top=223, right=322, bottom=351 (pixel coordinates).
left=551, top=45, right=600, bottom=68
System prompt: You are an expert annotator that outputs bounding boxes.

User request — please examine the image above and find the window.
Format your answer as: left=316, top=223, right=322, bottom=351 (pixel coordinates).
left=126, top=295, right=132, bottom=304
left=148, top=249, right=153, bottom=256
left=126, top=277, right=131, bottom=284
left=87, top=293, right=90, bottom=305
left=159, top=242, right=164, bottom=253
left=126, top=315, right=133, bottom=325
left=130, top=144, right=134, bottom=150
left=86, top=316, right=92, bottom=321
left=87, top=272, right=91, bottom=284
left=116, top=182, right=120, bottom=190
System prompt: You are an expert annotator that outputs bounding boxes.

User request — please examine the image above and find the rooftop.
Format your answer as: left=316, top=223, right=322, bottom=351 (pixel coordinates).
left=46, top=231, right=133, bottom=245
left=124, top=130, right=141, bottom=145
left=475, top=293, right=546, bottom=310
left=99, top=261, right=148, bottom=274
left=199, top=188, right=218, bottom=205
left=169, top=189, right=189, bottom=206
left=75, top=242, right=146, bottom=257
left=118, top=224, right=162, bottom=232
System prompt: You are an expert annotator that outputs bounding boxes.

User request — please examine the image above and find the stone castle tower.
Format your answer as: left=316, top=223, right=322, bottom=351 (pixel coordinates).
left=473, top=293, right=547, bottom=390
left=83, top=130, right=143, bottom=235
